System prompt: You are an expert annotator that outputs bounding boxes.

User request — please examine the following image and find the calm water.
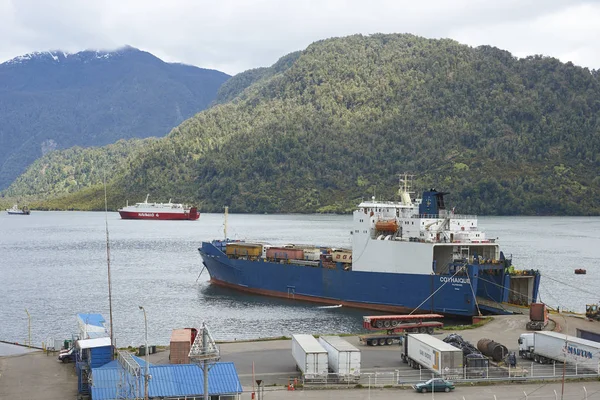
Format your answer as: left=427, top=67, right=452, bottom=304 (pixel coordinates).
left=1, top=211, right=598, bottom=348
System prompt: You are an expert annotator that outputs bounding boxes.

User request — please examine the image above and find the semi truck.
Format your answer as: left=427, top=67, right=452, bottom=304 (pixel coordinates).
left=518, top=331, right=600, bottom=365
left=291, top=334, right=328, bottom=380
left=401, top=334, right=464, bottom=379
left=318, top=336, right=361, bottom=382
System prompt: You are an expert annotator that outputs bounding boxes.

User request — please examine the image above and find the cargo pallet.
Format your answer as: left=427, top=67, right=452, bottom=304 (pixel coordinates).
left=359, top=314, right=444, bottom=346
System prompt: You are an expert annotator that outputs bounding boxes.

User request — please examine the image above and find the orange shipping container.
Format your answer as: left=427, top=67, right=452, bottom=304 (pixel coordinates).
left=266, top=247, right=304, bottom=260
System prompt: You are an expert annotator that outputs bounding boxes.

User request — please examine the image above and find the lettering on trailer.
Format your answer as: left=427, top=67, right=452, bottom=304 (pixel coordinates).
left=419, top=348, right=432, bottom=361
left=440, top=277, right=470, bottom=285
left=566, top=344, right=594, bottom=360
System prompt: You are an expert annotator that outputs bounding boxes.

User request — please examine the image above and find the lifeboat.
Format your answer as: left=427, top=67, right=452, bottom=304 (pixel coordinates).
left=375, top=219, right=398, bottom=232
left=574, top=269, right=587, bottom=275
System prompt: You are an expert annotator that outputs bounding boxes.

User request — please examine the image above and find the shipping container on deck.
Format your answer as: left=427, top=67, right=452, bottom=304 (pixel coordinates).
left=170, top=329, right=192, bottom=364
left=318, top=336, right=361, bottom=381
left=225, top=243, right=263, bottom=258
left=331, top=250, right=352, bottom=264
left=292, top=334, right=328, bottom=380
left=301, top=248, right=321, bottom=261
left=266, top=247, right=304, bottom=261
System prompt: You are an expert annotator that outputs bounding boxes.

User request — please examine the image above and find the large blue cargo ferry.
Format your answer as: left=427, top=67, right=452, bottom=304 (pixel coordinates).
left=199, top=176, right=540, bottom=317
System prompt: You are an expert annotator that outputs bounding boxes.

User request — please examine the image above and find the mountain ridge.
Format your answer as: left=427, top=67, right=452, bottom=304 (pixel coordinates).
left=0, top=46, right=231, bottom=190
left=6, top=34, right=600, bottom=215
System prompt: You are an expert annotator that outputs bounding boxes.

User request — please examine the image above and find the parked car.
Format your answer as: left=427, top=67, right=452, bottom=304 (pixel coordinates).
left=413, top=378, right=455, bottom=393
left=58, top=346, right=76, bottom=363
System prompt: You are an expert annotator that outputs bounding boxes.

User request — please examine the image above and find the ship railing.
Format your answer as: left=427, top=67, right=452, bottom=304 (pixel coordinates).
left=413, top=213, right=477, bottom=220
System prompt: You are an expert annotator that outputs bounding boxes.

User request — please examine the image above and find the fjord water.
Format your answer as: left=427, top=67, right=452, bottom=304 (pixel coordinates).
left=1, top=212, right=598, bottom=348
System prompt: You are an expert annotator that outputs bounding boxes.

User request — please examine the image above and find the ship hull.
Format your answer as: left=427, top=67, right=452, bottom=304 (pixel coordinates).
left=118, top=210, right=199, bottom=220
left=200, top=242, right=483, bottom=317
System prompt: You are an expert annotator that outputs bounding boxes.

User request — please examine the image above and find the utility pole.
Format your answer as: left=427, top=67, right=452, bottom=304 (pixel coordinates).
left=203, top=325, right=209, bottom=400
left=139, top=306, right=149, bottom=400
left=25, top=309, right=31, bottom=348
left=189, top=322, right=220, bottom=400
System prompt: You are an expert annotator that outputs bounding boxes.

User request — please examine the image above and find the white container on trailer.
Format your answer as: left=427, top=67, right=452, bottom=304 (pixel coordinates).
left=527, top=331, right=600, bottom=365
left=292, top=334, right=328, bottom=380
left=318, top=336, right=361, bottom=381
left=403, top=334, right=464, bottom=377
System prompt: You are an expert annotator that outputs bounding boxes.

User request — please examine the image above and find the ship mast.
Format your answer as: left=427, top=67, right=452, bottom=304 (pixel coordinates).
left=224, top=206, right=229, bottom=241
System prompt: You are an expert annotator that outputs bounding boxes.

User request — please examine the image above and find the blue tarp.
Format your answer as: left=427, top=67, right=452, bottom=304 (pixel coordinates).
left=91, top=361, right=242, bottom=400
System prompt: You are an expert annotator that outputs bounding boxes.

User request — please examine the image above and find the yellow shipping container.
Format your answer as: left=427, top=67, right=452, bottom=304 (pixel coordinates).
left=226, top=243, right=263, bottom=257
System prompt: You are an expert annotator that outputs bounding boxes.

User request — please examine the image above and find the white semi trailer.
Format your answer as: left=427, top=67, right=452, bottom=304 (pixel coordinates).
left=519, top=331, right=600, bottom=365
left=401, top=334, right=464, bottom=379
left=318, top=336, right=361, bottom=382
left=291, top=334, right=328, bottom=380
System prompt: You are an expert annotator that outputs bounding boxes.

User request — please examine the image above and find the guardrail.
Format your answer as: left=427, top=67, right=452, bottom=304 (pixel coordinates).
left=301, top=361, right=600, bottom=389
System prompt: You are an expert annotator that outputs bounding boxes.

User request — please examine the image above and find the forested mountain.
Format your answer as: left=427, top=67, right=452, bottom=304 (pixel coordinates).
left=8, top=34, right=600, bottom=215
left=2, top=138, right=154, bottom=200
left=0, top=46, right=230, bottom=190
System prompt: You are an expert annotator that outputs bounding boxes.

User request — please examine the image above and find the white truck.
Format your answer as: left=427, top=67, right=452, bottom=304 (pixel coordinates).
left=518, top=331, right=600, bottom=365
left=401, top=334, right=464, bottom=379
left=318, top=336, right=361, bottom=382
left=292, top=334, right=328, bottom=380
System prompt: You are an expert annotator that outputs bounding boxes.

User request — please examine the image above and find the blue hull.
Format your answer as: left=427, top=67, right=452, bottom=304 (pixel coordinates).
left=199, top=242, right=540, bottom=317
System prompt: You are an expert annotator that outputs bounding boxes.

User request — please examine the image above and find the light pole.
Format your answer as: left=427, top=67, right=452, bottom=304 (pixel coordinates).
left=139, top=306, right=149, bottom=400
left=25, top=309, right=31, bottom=348
left=560, top=312, right=568, bottom=400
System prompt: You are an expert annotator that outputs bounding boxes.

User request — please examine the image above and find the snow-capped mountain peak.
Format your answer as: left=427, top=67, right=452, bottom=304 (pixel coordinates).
left=3, top=46, right=137, bottom=66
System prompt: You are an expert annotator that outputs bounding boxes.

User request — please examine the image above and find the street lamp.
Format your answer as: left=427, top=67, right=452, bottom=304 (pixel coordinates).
left=139, top=306, right=149, bottom=400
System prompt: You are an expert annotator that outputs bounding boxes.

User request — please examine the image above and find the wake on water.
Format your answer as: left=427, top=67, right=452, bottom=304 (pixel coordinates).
left=316, top=304, right=342, bottom=309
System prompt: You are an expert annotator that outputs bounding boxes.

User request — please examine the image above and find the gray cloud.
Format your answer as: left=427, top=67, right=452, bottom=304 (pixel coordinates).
left=1, top=0, right=598, bottom=75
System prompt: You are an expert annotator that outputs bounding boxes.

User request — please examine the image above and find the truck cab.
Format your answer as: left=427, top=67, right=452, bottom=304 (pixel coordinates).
left=518, top=333, right=534, bottom=358
left=58, top=345, right=76, bottom=363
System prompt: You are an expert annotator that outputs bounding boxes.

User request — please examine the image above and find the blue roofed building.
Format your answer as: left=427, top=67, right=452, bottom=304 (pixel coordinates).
left=91, top=357, right=243, bottom=400
left=77, top=313, right=110, bottom=339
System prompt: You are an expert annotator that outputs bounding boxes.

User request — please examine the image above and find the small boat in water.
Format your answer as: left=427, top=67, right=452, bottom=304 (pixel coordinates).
left=574, top=269, right=587, bottom=275
left=6, top=204, right=30, bottom=215
left=118, top=194, right=199, bottom=220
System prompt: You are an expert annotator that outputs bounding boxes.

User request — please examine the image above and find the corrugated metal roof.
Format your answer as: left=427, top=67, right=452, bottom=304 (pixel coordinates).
left=91, top=362, right=242, bottom=400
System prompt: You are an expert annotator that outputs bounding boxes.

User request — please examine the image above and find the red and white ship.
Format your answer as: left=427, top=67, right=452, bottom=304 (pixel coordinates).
left=118, top=195, right=200, bottom=220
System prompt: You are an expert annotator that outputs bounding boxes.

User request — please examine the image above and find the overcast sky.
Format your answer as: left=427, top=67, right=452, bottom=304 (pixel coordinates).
left=1, top=0, right=599, bottom=75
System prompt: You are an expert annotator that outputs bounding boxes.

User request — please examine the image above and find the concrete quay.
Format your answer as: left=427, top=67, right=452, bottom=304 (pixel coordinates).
left=1, top=313, right=599, bottom=399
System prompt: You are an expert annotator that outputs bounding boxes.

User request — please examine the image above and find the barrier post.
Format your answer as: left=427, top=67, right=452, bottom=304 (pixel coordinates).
left=583, top=386, right=588, bottom=399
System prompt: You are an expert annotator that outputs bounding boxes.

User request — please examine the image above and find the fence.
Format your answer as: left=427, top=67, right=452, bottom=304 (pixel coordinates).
left=301, top=361, right=600, bottom=388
